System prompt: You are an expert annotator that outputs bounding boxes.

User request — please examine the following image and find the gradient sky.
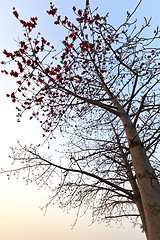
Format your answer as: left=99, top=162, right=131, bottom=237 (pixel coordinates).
left=0, top=0, right=160, bottom=239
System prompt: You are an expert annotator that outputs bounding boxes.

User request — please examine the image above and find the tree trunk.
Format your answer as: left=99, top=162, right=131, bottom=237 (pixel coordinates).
left=135, top=198, right=148, bottom=238
left=130, top=144, right=160, bottom=240
left=121, top=114, right=160, bottom=240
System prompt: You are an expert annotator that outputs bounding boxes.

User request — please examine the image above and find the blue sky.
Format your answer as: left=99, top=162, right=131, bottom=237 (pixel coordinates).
left=0, top=0, right=160, bottom=239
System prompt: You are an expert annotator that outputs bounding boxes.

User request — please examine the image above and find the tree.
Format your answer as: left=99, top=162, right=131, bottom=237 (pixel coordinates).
left=1, top=0, right=160, bottom=239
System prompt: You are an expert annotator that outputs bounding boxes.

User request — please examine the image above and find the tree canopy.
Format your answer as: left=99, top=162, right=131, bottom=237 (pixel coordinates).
left=1, top=1, right=160, bottom=239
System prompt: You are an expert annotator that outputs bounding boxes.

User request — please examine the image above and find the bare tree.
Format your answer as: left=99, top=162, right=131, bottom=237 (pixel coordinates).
left=1, top=1, right=160, bottom=239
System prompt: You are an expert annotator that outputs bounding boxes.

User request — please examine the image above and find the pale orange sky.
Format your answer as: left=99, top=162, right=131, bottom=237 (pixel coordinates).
left=1, top=0, right=160, bottom=239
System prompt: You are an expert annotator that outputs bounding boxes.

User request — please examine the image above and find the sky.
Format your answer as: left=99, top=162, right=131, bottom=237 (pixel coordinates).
left=0, top=0, right=160, bottom=239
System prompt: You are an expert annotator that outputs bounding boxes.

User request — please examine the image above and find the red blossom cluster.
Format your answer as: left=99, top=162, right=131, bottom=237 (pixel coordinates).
left=78, top=9, right=82, bottom=16
left=13, top=8, right=38, bottom=33
left=46, top=2, right=57, bottom=17
left=2, top=12, right=52, bottom=84
left=10, top=70, right=19, bottom=77
left=3, top=49, right=14, bottom=58
left=26, top=59, right=31, bottom=66
left=17, top=61, right=24, bottom=73
left=20, top=17, right=38, bottom=32
left=10, top=92, right=16, bottom=102
left=86, top=0, right=89, bottom=6
left=1, top=70, right=8, bottom=75
left=1, top=2, right=122, bottom=134
left=20, top=41, right=28, bottom=50
left=13, top=7, right=19, bottom=19
left=80, top=41, right=95, bottom=53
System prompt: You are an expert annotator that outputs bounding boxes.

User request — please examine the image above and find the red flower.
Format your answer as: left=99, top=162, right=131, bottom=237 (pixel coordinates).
left=95, top=13, right=100, bottom=19
left=47, top=8, right=57, bottom=17
left=17, top=61, right=24, bottom=73
left=11, top=92, right=16, bottom=102
left=95, top=20, right=100, bottom=26
left=10, top=70, right=18, bottom=77
left=35, top=97, right=43, bottom=102
left=17, top=81, right=22, bottom=85
left=27, top=59, right=31, bottom=66
left=76, top=18, right=83, bottom=23
left=41, top=37, right=47, bottom=45
left=86, top=0, right=89, bottom=6
left=13, top=8, right=19, bottom=19
left=65, top=66, right=69, bottom=72
left=1, top=70, right=8, bottom=75
left=78, top=9, right=82, bottom=16
left=3, top=49, right=13, bottom=58
left=44, top=68, right=50, bottom=74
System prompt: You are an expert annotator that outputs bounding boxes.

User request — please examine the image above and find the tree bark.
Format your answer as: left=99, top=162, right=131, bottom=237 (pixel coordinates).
left=135, top=198, right=148, bottom=238
left=130, top=144, right=160, bottom=240
left=121, top=114, right=160, bottom=240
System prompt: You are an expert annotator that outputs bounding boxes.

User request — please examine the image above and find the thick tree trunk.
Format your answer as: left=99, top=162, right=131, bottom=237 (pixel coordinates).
left=121, top=114, right=160, bottom=240
left=130, top=144, right=160, bottom=240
